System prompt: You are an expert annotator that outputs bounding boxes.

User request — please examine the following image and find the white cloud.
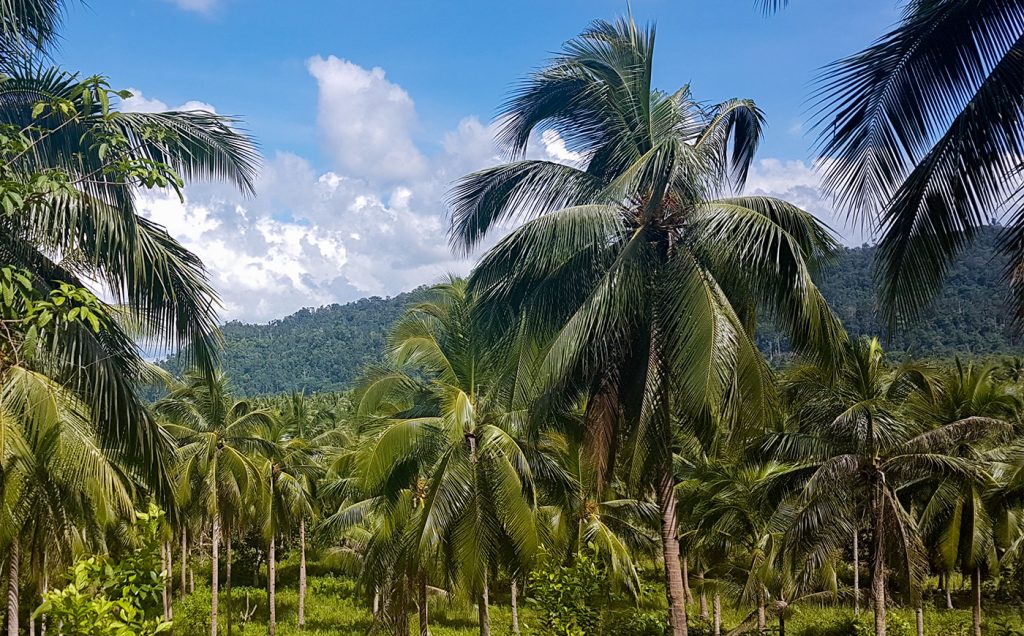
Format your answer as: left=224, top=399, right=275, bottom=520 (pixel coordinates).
left=307, top=55, right=427, bottom=182
left=120, top=89, right=217, bottom=114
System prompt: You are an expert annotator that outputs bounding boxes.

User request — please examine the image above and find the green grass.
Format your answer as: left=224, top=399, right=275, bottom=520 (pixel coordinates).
left=171, top=560, right=1024, bottom=635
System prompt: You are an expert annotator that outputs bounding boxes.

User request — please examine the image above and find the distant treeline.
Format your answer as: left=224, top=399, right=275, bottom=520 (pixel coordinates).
left=170, top=228, right=1019, bottom=396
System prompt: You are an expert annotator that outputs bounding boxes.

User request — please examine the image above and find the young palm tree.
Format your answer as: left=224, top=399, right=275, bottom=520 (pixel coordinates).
left=354, top=278, right=541, bottom=636
left=915, top=362, right=1020, bottom=636
left=774, top=339, right=1004, bottom=636
left=156, top=372, right=274, bottom=636
left=447, top=15, right=843, bottom=635
left=0, top=364, right=135, bottom=635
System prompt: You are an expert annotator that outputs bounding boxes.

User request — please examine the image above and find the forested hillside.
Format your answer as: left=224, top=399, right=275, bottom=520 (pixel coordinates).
left=163, top=288, right=429, bottom=394
left=189, top=229, right=1018, bottom=395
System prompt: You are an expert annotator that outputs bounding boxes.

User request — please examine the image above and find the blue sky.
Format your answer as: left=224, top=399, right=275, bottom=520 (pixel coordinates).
left=54, top=0, right=898, bottom=322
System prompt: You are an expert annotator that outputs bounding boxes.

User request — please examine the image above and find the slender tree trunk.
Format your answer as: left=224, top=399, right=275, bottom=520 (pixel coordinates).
left=478, top=574, right=491, bottom=636
left=181, top=529, right=188, bottom=601
left=683, top=557, right=693, bottom=604
left=945, top=573, right=953, bottom=610
left=211, top=516, right=220, bottom=636
left=226, top=533, right=233, bottom=636
left=299, top=518, right=307, bottom=628
left=872, top=487, right=886, bottom=636
left=8, top=538, right=19, bottom=636
left=395, top=575, right=410, bottom=636
left=510, top=579, right=520, bottom=636
left=39, top=566, right=47, bottom=636
left=779, top=614, right=786, bottom=636
left=268, top=535, right=276, bottom=636
left=853, top=528, right=860, bottom=618
left=373, top=588, right=380, bottom=616
left=418, top=570, right=429, bottom=636
left=657, top=469, right=689, bottom=636
left=916, top=603, right=924, bottom=636
left=699, top=572, right=708, bottom=619
left=757, top=590, right=766, bottom=635
left=972, top=567, right=982, bottom=636
left=162, top=540, right=171, bottom=621
left=713, top=592, right=721, bottom=636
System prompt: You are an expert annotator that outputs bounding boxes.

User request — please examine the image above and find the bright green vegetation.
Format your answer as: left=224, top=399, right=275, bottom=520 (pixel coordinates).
left=3, top=3, right=1024, bottom=636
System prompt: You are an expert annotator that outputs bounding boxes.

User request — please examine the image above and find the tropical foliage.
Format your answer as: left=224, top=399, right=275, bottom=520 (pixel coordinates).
left=5, top=4, right=1024, bottom=636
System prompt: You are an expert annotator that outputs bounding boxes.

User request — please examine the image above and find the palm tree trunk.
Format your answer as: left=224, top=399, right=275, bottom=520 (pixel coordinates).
left=972, top=567, right=982, bottom=636
left=8, top=538, right=20, bottom=636
left=162, top=540, right=171, bottom=621
left=181, top=529, right=188, bottom=601
left=373, top=588, right=380, bottom=616
left=511, top=579, right=520, bottom=636
left=268, top=535, right=276, bottom=636
left=226, top=533, right=233, bottom=636
left=699, top=572, right=708, bottom=619
left=945, top=576, right=953, bottom=610
left=853, top=528, right=860, bottom=618
left=418, top=570, right=429, bottom=636
left=757, top=590, right=766, bottom=635
left=779, top=613, right=786, bottom=636
left=683, top=556, right=693, bottom=604
left=395, top=575, right=410, bottom=636
left=657, top=469, right=689, bottom=636
left=211, top=516, right=220, bottom=636
left=872, top=488, right=886, bottom=636
left=39, top=565, right=47, bottom=636
left=916, top=603, right=924, bottom=636
left=299, top=518, right=307, bottom=628
left=713, top=592, right=721, bottom=636
left=478, top=574, right=491, bottom=636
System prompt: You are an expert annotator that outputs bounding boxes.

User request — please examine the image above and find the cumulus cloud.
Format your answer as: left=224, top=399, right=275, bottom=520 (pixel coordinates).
left=307, top=56, right=427, bottom=182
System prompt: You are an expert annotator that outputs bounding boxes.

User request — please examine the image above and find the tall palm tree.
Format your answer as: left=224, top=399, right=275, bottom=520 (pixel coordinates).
left=447, top=15, right=843, bottom=635
left=156, top=372, right=274, bottom=636
left=801, top=0, right=1024, bottom=330
left=353, top=278, right=541, bottom=636
left=277, top=391, right=324, bottom=629
left=255, top=409, right=319, bottom=636
left=774, top=338, right=1005, bottom=636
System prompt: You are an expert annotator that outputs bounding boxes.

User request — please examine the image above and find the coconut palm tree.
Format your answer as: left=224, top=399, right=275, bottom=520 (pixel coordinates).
left=0, top=364, right=136, bottom=635
left=277, top=391, right=325, bottom=629
left=353, top=278, right=541, bottom=636
left=539, top=429, right=657, bottom=596
left=914, top=362, right=1022, bottom=635
left=773, top=338, right=1007, bottom=636
left=680, top=460, right=794, bottom=635
left=447, top=15, right=843, bottom=635
left=155, top=372, right=274, bottom=636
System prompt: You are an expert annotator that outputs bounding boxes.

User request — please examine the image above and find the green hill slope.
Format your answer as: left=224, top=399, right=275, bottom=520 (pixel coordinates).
left=187, top=229, right=1019, bottom=396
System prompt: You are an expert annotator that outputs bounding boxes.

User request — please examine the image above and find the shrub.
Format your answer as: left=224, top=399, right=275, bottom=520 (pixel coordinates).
left=35, top=505, right=171, bottom=636
left=528, top=550, right=604, bottom=636
left=604, top=609, right=667, bottom=636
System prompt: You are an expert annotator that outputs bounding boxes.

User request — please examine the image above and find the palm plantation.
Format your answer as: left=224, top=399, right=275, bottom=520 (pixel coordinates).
left=1, top=2, right=1023, bottom=636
